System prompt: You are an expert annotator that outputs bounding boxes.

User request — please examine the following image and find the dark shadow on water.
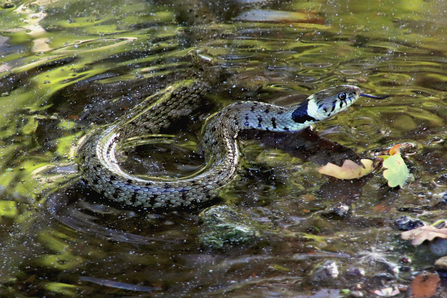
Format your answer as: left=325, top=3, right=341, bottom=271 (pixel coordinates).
left=242, top=128, right=362, bottom=166
left=45, top=180, right=216, bottom=246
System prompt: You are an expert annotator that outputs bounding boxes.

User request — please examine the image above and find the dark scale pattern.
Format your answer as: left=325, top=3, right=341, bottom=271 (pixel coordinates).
left=291, top=99, right=318, bottom=124
left=78, top=83, right=361, bottom=209
left=257, top=116, right=263, bottom=128
left=271, top=117, right=277, bottom=129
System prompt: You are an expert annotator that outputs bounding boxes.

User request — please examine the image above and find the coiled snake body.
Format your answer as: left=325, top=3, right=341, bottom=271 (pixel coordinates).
left=78, top=80, right=361, bottom=209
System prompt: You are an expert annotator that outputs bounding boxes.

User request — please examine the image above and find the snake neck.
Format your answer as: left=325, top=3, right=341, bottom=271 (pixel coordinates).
left=202, top=100, right=319, bottom=150
left=202, top=86, right=361, bottom=153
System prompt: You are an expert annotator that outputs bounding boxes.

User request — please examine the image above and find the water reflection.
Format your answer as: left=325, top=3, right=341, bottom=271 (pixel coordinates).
left=2, top=0, right=447, bottom=296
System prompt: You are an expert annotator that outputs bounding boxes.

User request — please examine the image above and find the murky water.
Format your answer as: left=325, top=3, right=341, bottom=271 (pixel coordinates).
left=2, top=0, right=447, bottom=296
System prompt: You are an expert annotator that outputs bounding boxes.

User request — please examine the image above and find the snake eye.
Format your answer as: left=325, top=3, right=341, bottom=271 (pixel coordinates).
left=338, top=93, right=347, bottom=100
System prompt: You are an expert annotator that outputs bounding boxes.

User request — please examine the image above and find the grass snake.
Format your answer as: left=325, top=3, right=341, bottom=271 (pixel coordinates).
left=78, top=80, right=374, bottom=209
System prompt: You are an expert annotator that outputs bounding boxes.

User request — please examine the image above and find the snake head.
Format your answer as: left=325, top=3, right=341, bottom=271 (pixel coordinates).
left=305, top=85, right=361, bottom=120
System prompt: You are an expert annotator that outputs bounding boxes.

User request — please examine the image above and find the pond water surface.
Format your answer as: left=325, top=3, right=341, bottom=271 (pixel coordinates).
left=2, top=0, right=447, bottom=297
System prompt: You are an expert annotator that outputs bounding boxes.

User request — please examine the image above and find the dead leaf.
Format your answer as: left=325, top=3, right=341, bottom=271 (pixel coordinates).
left=302, top=194, right=316, bottom=202
left=401, top=226, right=447, bottom=245
left=371, top=286, right=400, bottom=297
left=373, top=203, right=391, bottom=213
left=234, top=10, right=325, bottom=24
left=412, top=272, right=440, bottom=298
left=380, top=144, right=410, bottom=188
left=389, top=144, right=399, bottom=156
left=294, top=289, right=343, bottom=298
left=318, top=159, right=374, bottom=180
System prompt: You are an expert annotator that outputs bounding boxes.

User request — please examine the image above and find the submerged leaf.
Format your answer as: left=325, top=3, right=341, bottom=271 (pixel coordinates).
left=234, top=9, right=325, bottom=24
left=411, top=272, right=440, bottom=298
left=372, top=286, right=400, bottom=297
left=294, top=289, right=343, bottom=298
left=382, top=145, right=409, bottom=188
left=318, top=159, right=374, bottom=179
left=401, top=226, right=447, bottom=245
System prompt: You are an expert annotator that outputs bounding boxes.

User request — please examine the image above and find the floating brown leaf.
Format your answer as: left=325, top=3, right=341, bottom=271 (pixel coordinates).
left=318, top=159, right=374, bottom=180
left=401, top=226, right=447, bottom=245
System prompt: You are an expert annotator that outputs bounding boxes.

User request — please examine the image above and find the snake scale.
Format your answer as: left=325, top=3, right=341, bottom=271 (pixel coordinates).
left=78, top=80, right=365, bottom=209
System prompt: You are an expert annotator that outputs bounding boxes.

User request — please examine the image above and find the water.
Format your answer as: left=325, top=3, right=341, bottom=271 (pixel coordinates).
left=2, top=0, right=447, bottom=296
